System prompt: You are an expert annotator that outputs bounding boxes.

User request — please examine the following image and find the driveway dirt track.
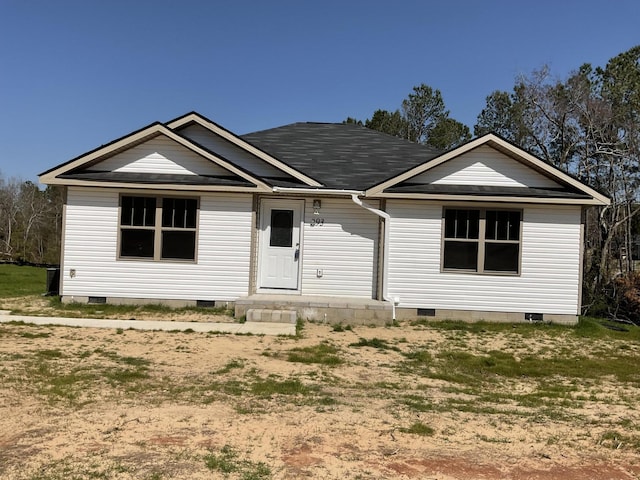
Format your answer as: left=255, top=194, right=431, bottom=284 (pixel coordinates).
left=0, top=319, right=638, bottom=479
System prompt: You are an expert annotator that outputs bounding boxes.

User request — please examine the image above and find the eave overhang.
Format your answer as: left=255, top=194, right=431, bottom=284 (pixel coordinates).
left=372, top=192, right=606, bottom=205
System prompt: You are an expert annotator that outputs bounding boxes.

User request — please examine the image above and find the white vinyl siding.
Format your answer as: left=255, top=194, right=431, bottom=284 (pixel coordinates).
left=96, top=135, right=229, bottom=176
left=179, top=124, right=286, bottom=178
left=412, top=145, right=561, bottom=188
left=300, top=198, right=379, bottom=298
left=62, top=187, right=252, bottom=301
left=387, top=200, right=581, bottom=315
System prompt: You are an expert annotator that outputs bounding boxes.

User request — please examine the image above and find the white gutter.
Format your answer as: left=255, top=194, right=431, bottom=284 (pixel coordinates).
left=273, top=186, right=364, bottom=196
left=350, top=194, right=397, bottom=320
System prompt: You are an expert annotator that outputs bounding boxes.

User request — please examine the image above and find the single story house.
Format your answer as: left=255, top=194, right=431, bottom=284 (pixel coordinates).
left=39, top=112, right=609, bottom=324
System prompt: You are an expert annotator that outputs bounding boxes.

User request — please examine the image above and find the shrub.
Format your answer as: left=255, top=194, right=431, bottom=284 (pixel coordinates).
left=611, top=271, right=640, bottom=325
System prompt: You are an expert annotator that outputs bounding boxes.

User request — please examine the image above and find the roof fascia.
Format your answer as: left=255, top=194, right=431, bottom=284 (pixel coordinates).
left=272, top=186, right=364, bottom=196
left=161, top=128, right=271, bottom=190
left=482, top=135, right=610, bottom=205
left=39, top=123, right=272, bottom=191
left=39, top=122, right=165, bottom=182
left=372, top=192, right=607, bottom=205
left=166, top=112, right=323, bottom=187
left=46, top=178, right=266, bottom=193
left=366, top=133, right=610, bottom=206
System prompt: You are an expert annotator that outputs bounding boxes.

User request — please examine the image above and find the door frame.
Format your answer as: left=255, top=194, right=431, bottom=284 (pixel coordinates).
left=256, top=197, right=304, bottom=292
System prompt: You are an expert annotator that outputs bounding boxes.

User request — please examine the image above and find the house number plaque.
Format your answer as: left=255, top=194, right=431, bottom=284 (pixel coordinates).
left=310, top=218, right=325, bottom=227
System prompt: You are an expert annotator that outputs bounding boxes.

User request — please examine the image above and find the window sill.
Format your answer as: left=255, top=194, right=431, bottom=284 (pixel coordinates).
left=441, top=269, right=520, bottom=277
left=117, top=256, right=197, bottom=264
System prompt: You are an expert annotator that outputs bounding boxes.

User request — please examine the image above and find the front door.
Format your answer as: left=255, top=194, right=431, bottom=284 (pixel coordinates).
left=258, top=199, right=303, bottom=290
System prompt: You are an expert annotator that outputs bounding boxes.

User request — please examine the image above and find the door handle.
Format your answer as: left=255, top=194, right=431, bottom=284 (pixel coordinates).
left=294, top=243, right=300, bottom=260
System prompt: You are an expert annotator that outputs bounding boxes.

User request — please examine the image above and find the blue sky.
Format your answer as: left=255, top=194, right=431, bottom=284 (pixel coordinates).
left=1, top=0, right=639, bottom=182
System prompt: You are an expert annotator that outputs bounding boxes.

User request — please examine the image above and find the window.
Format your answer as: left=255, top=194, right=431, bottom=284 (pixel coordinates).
left=270, top=209, right=294, bottom=247
left=119, top=195, right=198, bottom=261
left=442, top=208, right=521, bottom=274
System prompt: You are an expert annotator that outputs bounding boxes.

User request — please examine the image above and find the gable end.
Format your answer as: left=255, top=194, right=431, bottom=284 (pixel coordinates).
left=39, top=123, right=272, bottom=192
left=366, top=134, right=610, bottom=205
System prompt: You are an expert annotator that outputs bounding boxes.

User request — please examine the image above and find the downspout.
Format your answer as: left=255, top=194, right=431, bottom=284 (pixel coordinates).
left=351, top=194, right=397, bottom=320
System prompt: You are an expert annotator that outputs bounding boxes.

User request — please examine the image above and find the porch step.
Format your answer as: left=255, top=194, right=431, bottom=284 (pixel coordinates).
left=246, top=309, right=297, bottom=324
left=236, top=295, right=393, bottom=325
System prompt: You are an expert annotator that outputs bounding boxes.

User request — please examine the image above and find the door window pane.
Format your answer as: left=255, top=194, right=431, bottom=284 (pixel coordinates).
left=270, top=209, right=293, bottom=247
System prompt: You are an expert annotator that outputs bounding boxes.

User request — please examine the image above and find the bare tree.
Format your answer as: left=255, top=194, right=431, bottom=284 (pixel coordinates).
left=474, top=46, right=640, bottom=315
left=0, top=175, right=21, bottom=260
left=0, top=174, right=64, bottom=264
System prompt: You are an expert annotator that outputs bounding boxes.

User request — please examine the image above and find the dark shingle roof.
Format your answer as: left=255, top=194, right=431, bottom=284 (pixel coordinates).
left=242, top=122, right=442, bottom=190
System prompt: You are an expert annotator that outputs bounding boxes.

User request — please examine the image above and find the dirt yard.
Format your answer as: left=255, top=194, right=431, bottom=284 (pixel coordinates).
left=1, top=309, right=639, bottom=479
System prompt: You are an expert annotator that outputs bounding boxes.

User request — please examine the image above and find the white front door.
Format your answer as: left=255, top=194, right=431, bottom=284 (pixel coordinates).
left=258, top=199, right=303, bottom=290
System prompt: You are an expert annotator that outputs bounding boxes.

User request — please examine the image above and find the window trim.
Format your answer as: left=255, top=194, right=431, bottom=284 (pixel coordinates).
left=440, top=207, right=522, bottom=276
left=117, top=194, right=199, bottom=263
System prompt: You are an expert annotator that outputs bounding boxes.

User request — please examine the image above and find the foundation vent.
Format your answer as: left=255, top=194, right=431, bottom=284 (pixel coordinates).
left=196, top=300, right=216, bottom=308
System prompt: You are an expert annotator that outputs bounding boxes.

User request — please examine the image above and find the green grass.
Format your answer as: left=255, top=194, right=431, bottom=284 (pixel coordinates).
left=598, top=430, right=640, bottom=450
left=331, top=323, right=353, bottom=332
left=0, top=264, right=47, bottom=298
left=295, top=318, right=304, bottom=337
left=36, top=349, right=65, bottom=359
left=20, top=331, right=52, bottom=338
left=194, top=374, right=336, bottom=409
left=17, top=349, right=153, bottom=404
left=200, top=379, right=248, bottom=398
left=40, top=296, right=232, bottom=319
left=398, top=346, right=640, bottom=387
left=250, top=377, right=312, bottom=397
left=204, top=445, right=271, bottom=479
left=33, top=364, right=98, bottom=403
left=349, top=337, right=401, bottom=352
left=577, top=317, right=640, bottom=341
left=390, top=320, right=640, bottom=419
left=286, top=342, right=344, bottom=365
left=428, top=317, right=640, bottom=341
left=24, top=458, right=134, bottom=479
left=214, top=358, right=245, bottom=374
left=400, top=421, right=435, bottom=436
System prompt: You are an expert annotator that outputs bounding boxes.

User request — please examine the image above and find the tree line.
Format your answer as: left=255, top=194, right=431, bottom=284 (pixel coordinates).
left=0, top=177, right=63, bottom=265
left=348, top=45, right=640, bottom=320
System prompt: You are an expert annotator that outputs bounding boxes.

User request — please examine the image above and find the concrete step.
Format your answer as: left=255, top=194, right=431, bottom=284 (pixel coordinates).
left=236, top=295, right=393, bottom=325
left=246, top=308, right=297, bottom=324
